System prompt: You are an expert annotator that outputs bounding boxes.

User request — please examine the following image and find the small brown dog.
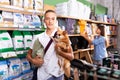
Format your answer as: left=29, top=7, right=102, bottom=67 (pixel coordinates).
left=53, top=27, right=71, bottom=77
left=55, top=27, right=70, bottom=51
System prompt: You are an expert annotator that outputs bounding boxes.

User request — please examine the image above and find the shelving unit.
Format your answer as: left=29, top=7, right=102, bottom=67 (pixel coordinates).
left=57, top=15, right=117, bottom=49
left=57, top=15, right=118, bottom=48
left=0, top=4, right=44, bottom=31
left=57, top=15, right=117, bottom=26
left=0, top=4, right=43, bottom=15
left=0, top=3, right=44, bottom=54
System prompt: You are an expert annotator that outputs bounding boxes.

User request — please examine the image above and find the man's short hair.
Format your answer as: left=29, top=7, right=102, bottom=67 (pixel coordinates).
left=44, top=10, right=56, bottom=16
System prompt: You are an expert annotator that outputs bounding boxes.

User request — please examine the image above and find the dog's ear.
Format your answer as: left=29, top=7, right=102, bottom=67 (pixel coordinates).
left=63, top=31, right=68, bottom=35
left=57, top=27, right=62, bottom=31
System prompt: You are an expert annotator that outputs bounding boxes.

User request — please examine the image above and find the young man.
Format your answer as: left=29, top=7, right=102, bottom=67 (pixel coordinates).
left=81, top=24, right=108, bottom=66
left=26, top=10, right=74, bottom=80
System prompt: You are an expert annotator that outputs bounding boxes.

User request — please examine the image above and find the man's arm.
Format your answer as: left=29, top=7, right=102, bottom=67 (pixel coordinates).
left=55, top=44, right=74, bottom=61
left=26, top=49, right=44, bottom=67
left=26, top=49, right=33, bottom=63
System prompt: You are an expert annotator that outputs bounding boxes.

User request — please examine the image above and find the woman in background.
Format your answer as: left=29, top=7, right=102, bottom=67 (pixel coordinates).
left=81, top=24, right=108, bottom=66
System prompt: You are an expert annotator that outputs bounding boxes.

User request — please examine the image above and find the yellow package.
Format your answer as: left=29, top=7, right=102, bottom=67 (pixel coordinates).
left=78, top=20, right=87, bottom=33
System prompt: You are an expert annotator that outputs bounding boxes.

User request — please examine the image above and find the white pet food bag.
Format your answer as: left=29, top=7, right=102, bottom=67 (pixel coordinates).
left=0, top=60, right=9, bottom=80
left=22, top=31, right=32, bottom=50
left=23, top=14, right=32, bottom=28
left=0, top=31, right=14, bottom=52
left=23, top=0, right=33, bottom=10
left=34, top=0, right=43, bottom=11
left=0, top=0, right=10, bottom=5
left=12, top=31, right=24, bottom=51
left=7, top=58, right=22, bottom=79
left=0, top=31, right=16, bottom=58
left=11, top=0, right=23, bottom=8
left=13, top=13, right=24, bottom=27
left=31, top=15, right=41, bottom=28
left=20, top=58, right=31, bottom=73
left=21, top=70, right=33, bottom=80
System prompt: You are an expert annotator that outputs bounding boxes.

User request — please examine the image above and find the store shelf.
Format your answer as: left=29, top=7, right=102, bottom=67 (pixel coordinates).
left=57, top=15, right=117, bottom=26
left=86, top=20, right=117, bottom=26
left=69, top=34, right=81, bottom=37
left=107, top=34, right=117, bottom=36
left=0, top=27, right=18, bottom=30
left=73, top=48, right=94, bottom=54
left=57, top=15, right=80, bottom=20
left=18, top=28, right=37, bottom=31
left=0, top=4, right=43, bottom=15
left=0, top=27, right=45, bottom=31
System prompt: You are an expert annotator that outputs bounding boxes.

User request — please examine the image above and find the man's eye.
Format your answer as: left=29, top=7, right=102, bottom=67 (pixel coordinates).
left=52, top=18, right=55, bottom=20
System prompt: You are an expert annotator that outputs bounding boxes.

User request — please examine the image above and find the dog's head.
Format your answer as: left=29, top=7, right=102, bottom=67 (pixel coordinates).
left=53, top=27, right=70, bottom=51
left=55, top=27, right=70, bottom=45
left=55, top=27, right=68, bottom=40
left=56, top=28, right=68, bottom=39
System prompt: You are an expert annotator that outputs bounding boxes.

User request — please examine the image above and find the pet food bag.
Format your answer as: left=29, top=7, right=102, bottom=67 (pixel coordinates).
left=0, top=60, right=9, bottom=80
left=0, top=31, right=14, bottom=52
left=0, top=31, right=16, bottom=58
left=22, top=31, right=33, bottom=50
left=7, top=58, right=22, bottom=79
left=20, top=58, right=31, bottom=73
left=12, top=31, right=24, bottom=51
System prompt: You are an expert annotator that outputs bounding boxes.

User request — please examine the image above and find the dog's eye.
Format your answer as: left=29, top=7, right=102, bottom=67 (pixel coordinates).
left=58, top=34, right=60, bottom=36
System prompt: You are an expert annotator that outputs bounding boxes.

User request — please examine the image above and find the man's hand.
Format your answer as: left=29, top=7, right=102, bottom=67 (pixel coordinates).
left=32, top=56, right=44, bottom=67
left=55, top=43, right=74, bottom=60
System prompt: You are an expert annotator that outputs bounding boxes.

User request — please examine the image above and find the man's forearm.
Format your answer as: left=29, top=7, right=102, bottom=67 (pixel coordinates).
left=26, top=49, right=33, bottom=63
left=58, top=46, right=74, bottom=61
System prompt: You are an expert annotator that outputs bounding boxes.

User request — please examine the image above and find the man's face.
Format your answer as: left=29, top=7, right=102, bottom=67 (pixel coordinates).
left=44, top=12, right=57, bottom=29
